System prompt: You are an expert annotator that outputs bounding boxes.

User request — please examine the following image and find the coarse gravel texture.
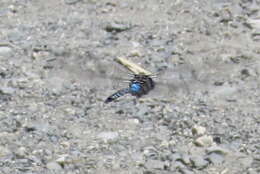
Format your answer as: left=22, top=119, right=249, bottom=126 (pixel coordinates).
left=0, top=0, right=260, bottom=174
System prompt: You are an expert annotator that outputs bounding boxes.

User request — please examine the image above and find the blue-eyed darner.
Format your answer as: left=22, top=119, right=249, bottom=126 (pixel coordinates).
left=104, top=73, right=155, bottom=103
left=102, top=57, right=196, bottom=103
left=54, top=56, right=201, bottom=103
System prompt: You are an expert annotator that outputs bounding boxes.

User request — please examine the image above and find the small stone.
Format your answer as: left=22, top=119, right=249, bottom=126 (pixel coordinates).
left=190, top=156, right=209, bottom=169
left=128, top=118, right=140, bottom=124
left=171, top=152, right=182, bottom=161
left=129, top=49, right=142, bottom=57
left=0, top=46, right=12, bottom=55
left=16, top=147, right=27, bottom=157
left=206, top=146, right=229, bottom=155
left=179, top=168, right=195, bottom=174
left=104, top=22, right=131, bottom=33
left=60, top=141, right=70, bottom=148
left=0, top=146, right=11, bottom=156
left=97, top=131, right=119, bottom=142
left=143, top=146, right=158, bottom=158
left=192, top=125, right=206, bottom=136
left=46, top=161, right=62, bottom=170
left=206, top=153, right=225, bottom=164
left=0, top=87, right=15, bottom=95
left=56, top=154, right=71, bottom=166
left=145, top=159, right=165, bottom=170
left=194, top=135, right=213, bottom=147
left=179, top=154, right=191, bottom=165
left=64, top=0, right=82, bottom=5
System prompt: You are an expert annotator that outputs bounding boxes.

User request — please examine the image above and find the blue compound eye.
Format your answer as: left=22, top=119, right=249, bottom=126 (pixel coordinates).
left=130, top=83, right=141, bottom=92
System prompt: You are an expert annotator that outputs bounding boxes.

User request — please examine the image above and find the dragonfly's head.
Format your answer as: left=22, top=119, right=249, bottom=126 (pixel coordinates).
left=129, top=74, right=155, bottom=97
left=130, top=83, right=142, bottom=93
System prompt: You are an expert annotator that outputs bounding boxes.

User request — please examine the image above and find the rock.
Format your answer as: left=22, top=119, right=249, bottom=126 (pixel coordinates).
left=206, top=146, right=229, bottom=155
left=194, top=135, right=213, bottom=147
left=143, top=146, right=158, bottom=158
left=16, top=147, right=27, bottom=157
left=171, top=152, right=182, bottom=161
left=64, top=0, right=82, bottom=5
left=97, top=131, right=119, bottom=142
left=0, top=87, right=15, bottom=95
left=190, top=156, right=209, bottom=169
left=129, top=49, right=142, bottom=57
left=192, top=125, right=206, bottom=136
left=0, top=145, right=11, bottom=156
left=145, top=159, right=165, bottom=170
left=179, top=154, right=191, bottom=165
left=179, top=168, right=195, bottom=174
left=56, top=154, right=70, bottom=165
left=46, top=161, right=62, bottom=170
left=104, top=22, right=131, bottom=33
left=206, top=153, right=225, bottom=164
left=0, top=46, right=12, bottom=55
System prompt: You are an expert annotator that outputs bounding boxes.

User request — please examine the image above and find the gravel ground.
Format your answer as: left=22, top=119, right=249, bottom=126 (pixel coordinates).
left=1, top=0, right=260, bottom=174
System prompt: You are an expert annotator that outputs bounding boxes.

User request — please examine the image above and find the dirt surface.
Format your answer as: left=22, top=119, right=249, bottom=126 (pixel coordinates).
left=1, top=0, right=260, bottom=174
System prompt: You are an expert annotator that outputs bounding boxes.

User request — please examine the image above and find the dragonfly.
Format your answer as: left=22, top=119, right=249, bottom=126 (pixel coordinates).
left=104, top=73, right=155, bottom=103
left=54, top=56, right=199, bottom=103
left=103, top=57, right=195, bottom=103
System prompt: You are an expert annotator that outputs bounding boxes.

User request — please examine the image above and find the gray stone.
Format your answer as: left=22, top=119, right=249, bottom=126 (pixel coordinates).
left=0, top=146, right=11, bottom=156
left=194, top=135, right=213, bottom=147
left=206, top=153, right=225, bottom=164
left=179, top=154, right=191, bottom=165
left=97, top=131, right=119, bottom=142
left=190, top=156, right=209, bottom=169
left=206, top=146, right=229, bottom=155
left=192, top=125, right=206, bottom=136
left=46, top=161, right=62, bottom=170
left=0, top=46, right=12, bottom=55
left=0, top=87, right=15, bottom=95
left=105, top=22, right=131, bottom=33
left=64, top=0, right=82, bottom=5
left=145, top=159, right=165, bottom=170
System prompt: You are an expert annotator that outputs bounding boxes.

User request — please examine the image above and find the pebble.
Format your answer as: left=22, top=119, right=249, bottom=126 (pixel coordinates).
left=206, top=146, right=228, bottom=155
left=145, top=159, right=165, bottom=170
left=180, top=154, right=191, bottom=165
left=64, top=0, right=82, bottom=5
left=56, top=154, right=70, bottom=164
left=16, top=147, right=27, bottom=157
left=46, top=161, right=62, bottom=170
left=143, top=146, right=158, bottom=158
left=192, top=125, right=206, bottom=136
left=194, top=135, right=214, bottom=147
left=179, top=169, right=195, bottom=174
left=97, top=131, right=119, bottom=142
left=104, top=22, right=131, bottom=33
left=0, top=46, right=12, bottom=55
left=0, top=87, right=15, bottom=95
left=190, top=156, right=209, bottom=169
left=206, top=153, right=225, bottom=164
left=0, top=145, right=11, bottom=156
left=206, top=146, right=229, bottom=155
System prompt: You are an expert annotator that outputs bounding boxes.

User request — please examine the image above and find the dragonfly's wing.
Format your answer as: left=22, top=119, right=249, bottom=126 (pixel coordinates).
left=140, top=63, right=200, bottom=101
left=54, top=57, right=132, bottom=98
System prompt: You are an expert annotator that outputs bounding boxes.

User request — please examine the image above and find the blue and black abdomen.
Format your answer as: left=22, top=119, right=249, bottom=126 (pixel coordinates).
left=104, top=88, right=130, bottom=103
left=105, top=74, right=155, bottom=103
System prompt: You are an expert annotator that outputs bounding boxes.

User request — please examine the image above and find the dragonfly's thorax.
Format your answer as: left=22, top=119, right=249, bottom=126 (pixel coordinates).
left=129, top=74, right=155, bottom=97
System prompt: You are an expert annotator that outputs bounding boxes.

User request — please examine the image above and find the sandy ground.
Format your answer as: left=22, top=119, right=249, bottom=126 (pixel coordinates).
left=0, top=0, right=260, bottom=173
